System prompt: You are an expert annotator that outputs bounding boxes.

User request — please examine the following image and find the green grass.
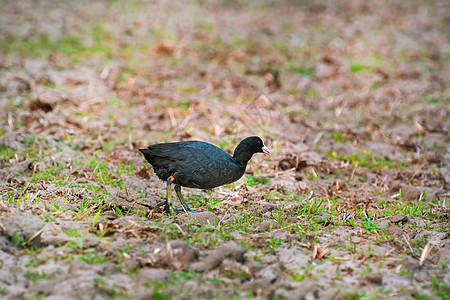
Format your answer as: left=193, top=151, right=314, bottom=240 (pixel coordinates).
left=5, top=153, right=135, bottom=222
left=285, top=66, right=314, bottom=77
left=331, top=131, right=350, bottom=143
left=5, top=34, right=66, bottom=56
left=266, top=235, right=283, bottom=248
left=63, top=238, right=109, bottom=264
left=0, top=145, right=16, bottom=161
left=142, top=270, right=200, bottom=299
left=88, top=157, right=130, bottom=188
left=31, top=162, right=65, bottom=183
left=327, top=150, right=406, bottom=169
left=380, top=200, right=446, bottom=222
left=116, top=162, right=135, bottom=176
left=245, top=174, right=272, bottom=187
left=66, top=228, right=84, bottom=238
left=0, top=18, right=137, bottom=67
left=340, top=291, right=367, bottom=300
left=361, top=218, right=386, bottom=231
left=140, top=268, right=264, bottom=299
left=350, top=63, right=371, bottom=73
left=26, top=270, right=49, bottom=282
left=0, top=144, right=47, bottom=163
left=188, top=195, right=223, bottom=211
left=414, top=95, right=443, bottom=105
left=431, top=277, right=450, bottom=299
left=0, top=31, right=115, bottom=62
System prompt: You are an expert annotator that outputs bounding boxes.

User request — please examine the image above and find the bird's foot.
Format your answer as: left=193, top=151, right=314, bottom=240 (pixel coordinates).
left=165, top=202, right=175, bottom=215
left=175, top=207, right=199, bottom=214
left=156, top=200, right=167, bottom=207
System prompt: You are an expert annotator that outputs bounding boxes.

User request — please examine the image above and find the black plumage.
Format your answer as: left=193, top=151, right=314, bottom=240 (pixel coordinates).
left=139, top=136, right=270, bottom=214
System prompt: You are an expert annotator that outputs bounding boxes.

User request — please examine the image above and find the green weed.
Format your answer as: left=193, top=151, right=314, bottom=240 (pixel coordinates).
left=0, top=145, right=17, bottom=161
left=266, top=235, right=282, bottom=248
left=245, top=174, right=272, bottom=187
left=331, top=131, right=350, bottom=143
left=79, top=252, right=108, bottom=264
left=11, top=232, right=27, bottom=247
left=383, top=201, right=428, bottom=218
left=0, top=30, right=115, bottom=61
left=92, top=210, right=101, bottom=227
left=327, top=150, right=405, bottom=169
left=361, top=218, right=386, bottom=231
left=285, top=66, right=314, bottom=77
left=88, top=157, right=124, bottom=188
left=350, top=63, right=371, bottom=73
left=66, top=228, right=83, bottom=238
left=26, top=270, right=48, bottom=282
left=31, top=162, right=65, bottom=183
left=341, top=291, right=366, bottom=300
left=66, top=238, right=84, bottom=252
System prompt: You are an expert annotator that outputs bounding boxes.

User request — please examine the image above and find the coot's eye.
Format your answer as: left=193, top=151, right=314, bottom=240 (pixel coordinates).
left=258, top=141, right=261, bottom=144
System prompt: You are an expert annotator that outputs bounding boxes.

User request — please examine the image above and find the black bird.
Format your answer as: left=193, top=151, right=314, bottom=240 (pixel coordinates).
left=139, top=136, right=270, bottom=214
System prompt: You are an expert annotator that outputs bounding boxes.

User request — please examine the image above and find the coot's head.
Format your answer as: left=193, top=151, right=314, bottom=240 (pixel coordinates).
left=243, top=136, right=270, bottom=155
left=233, top=136, right=270, bottom=165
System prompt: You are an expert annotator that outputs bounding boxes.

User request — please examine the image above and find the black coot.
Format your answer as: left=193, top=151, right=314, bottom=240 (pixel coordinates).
left=139, top=136, right=270, bottom=214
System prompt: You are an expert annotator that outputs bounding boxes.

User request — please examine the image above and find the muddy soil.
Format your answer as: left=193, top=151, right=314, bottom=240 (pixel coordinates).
left=0, top=0, right=449, bottom=299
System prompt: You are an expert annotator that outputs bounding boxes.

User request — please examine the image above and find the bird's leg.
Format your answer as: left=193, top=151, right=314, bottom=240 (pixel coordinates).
left=165, top=176, right=175, bottom=215
left=174, top=184, right=198, bottom=214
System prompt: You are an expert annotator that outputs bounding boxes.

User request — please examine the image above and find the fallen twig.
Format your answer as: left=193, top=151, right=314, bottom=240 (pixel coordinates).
left=402, top=234, right=413, bottom=253
left=28, top=227, right=45, bottom=243
left=420, top=243, right=433, bottom=266
left=333, top=257, right=350, bottom=261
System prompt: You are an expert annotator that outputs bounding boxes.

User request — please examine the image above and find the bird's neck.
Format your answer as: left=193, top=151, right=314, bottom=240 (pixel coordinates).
left=233, top=148, right=254, bottom=167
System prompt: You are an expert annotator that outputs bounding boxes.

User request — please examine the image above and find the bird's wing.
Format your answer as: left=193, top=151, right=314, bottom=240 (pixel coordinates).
left=174, top=143, right=244, bottom=188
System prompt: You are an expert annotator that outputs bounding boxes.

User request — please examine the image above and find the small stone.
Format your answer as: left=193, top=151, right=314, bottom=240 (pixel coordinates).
left=319, top=287, right=340, bottom=299
left=284, top=279, right=318, bottom=299
left=2, top=215, right=46, bottom=247
left=414, top=271, right=428, bottom=282
left=407, top=216, right=426, bottom=228
left=366, top=273, right=383, bottom=285
left=243, top=277, right=278, bottom=297
left=391, top=214, right=408, bottom=224
left=191, top=241, right=246, bottom=273
left=385, top=225, right=404, bottom=238
left=170, top=240, right=199, bottom=265
left=401, top=186, right=420, bottom=202
left=261, top=219, right=281, bottom=231
left=189, top=211, right=217, bottom=223
left=10, top=159, right=34, bottom=175
left=137, top=268, right=169, bottom=284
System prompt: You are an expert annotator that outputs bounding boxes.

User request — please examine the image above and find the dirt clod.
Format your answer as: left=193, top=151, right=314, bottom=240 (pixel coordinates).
left=192, top=241, right=246, bottom=273
left=2, top=215, right=46, bottom=247
left=391, top=214, right=408, bottom=224
left=10, top=159, right=34, bottom=175
left=137, top=268, right=169, bottom=284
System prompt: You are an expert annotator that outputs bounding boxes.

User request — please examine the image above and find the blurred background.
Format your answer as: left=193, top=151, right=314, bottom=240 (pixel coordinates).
left=1, top=0, right=447, bottom=148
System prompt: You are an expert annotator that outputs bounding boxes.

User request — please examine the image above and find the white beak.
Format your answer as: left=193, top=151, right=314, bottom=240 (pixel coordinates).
left=262, top=146, right=271, bottom=155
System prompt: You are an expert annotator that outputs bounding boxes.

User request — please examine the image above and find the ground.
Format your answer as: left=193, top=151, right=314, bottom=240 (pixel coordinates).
left=0, top=0, right=449, bottom=299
